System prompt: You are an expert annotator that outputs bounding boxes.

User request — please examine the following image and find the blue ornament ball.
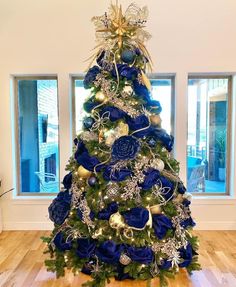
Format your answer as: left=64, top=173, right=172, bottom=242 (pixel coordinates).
left=147, top=137, right=157, bottom=147
left=121, top=49, right=136, bottom=63
left=88, top=176, right=97, bottom=186
left=83, top=117, right=95, bottom=129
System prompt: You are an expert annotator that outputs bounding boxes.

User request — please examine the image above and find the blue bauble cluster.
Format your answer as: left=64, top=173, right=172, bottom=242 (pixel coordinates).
left=83, top=116, right=95, bottom=129
left=121, top=49, right=136, bottom=63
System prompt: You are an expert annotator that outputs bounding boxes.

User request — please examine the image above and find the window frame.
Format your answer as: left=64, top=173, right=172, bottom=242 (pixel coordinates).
left=71, top=73, right=176, bottom=140
left=187, top=74, right=233, bottom=196
left=14, top=75, right=60, bottom=196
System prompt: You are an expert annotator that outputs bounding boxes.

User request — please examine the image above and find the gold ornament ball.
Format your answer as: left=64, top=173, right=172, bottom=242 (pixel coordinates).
left=150, top=204, right=162, bottom=214
left=77, top=165, right=92, bottom=179
left=150, top=114, right=162, bottom=126
left=95, top=91, right=107, bottom=103
left=109, top=212, right=126, bottom=229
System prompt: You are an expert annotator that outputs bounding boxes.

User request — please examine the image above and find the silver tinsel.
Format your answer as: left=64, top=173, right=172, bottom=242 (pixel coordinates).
left=122, top=177, right=142, bottom=202
left=71, top=182, right=83, bottom=208
left=77, top=198, right=95, bottom=228
left=110, top=95, right=142, bottom=118
left=106, top=182, right=120, bottom=199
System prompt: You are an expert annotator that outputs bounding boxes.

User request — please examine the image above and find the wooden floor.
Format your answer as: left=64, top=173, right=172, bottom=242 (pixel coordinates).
left=0, top=231, right=236, bottom=287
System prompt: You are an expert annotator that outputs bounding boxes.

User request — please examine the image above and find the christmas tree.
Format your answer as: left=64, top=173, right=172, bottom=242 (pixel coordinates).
left=43, top=3, right=201, bottom=287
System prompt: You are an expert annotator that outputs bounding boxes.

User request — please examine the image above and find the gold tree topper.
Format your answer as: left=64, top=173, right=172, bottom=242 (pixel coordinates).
left=91, top=2, right=152, bottom=67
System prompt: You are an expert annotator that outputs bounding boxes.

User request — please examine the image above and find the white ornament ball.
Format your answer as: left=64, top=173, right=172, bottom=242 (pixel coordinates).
left=183, top=192, right=192, bottom=201
left=123, top=85, right=133, bottom=95
left=151, top=158, right=165, bottom=171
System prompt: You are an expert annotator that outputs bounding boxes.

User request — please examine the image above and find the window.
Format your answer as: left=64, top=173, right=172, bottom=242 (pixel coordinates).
left=187, top=76, right=231, bottom=194
left=73, top=78, right=91, bottom=136
left=15, top=77, right=59, bottom=194
left=73, top=76, right=175, bottom=136
left=150, top=76, right=175, bottom=135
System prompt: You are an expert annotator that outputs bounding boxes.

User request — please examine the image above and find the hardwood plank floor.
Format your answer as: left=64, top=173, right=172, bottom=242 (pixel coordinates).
left=0, top=231, right=236, bottom=287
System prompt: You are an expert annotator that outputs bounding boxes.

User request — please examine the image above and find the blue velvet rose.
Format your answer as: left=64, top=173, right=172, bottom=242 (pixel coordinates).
left=152, top=128, right=174, bottom=152
left=74, top=141, right=103, bottom=172
left=133, top=127, right=174, bottom=152
left=132, top=79, right=150, bottom=102
left=181, top=217, right=196, bottom=229
left=77, top=238, right=97, bottom=259
left=53, top=232, right=72, bottom=251
left=115, top=265, right=133, bottom=281
left=112, top=64, right=139, bottom=80
left=127, top=246, right=154, bottom=264
left=141, top=169, right=160, bottom=190
left=123, top=207, right=149, bottom=229
left=100, top=106, right=127, bottom=122
left=48, top=191, right=71, bottom=225
left=74, top=140, right=88, bottom=158
left=76, top=152, right=102, bottom=172
left=96, top=241, right=123, bottom=264
left=62, top=172, right=73, bottom=190
left=83, top=66, right=100, bottom=89
left=103, top=164, right=132, bottom=181
left=131, top=125, right=154, bottom=138
left=178, top=182, right=186, bottom=194
left=141, top=169, right=174, bottom=200
left=145, top=99, right=162, bottom=114
left=178, top=243, right=194, bottom=268
left=159, top=259, right=172, bottom=270
left=98, top=202, right=119, bottom=220
left=81, top=261, right=95, bottom=275
left=112, top=136, right=140, bottom=160
left=126, top=114, right=149, bottom=131
left=152, top=214, right=173, bottom=239
left=83, top=98, right=99, bottom=113
left=182, top=199, right=191, bottom=207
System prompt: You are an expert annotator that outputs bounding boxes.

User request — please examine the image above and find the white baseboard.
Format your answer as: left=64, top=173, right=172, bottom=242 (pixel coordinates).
left=2, top=220, right=236, bottom=231
left=3, top=221, right=53, bottom=230
left=195, top=221, right=236, bottom=230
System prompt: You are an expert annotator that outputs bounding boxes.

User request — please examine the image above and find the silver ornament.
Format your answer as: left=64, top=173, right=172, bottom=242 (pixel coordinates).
left=106, top=183, right=120, bottom=199
left=119, top=254, right=132, bottom=265
left=150, top=158, right=165, bottom=171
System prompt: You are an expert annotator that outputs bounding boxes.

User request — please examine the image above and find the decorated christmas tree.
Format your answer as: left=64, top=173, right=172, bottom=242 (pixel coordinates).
left=43, top=2, right=201, bottom=286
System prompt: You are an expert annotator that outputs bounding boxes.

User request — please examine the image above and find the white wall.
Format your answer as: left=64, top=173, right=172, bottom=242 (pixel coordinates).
left=1, top=0, right=236, bottom=230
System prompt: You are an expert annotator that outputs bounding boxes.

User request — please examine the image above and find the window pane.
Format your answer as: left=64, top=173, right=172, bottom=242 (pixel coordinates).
left=151, top=79, right=173, bottom=135
left=74, top=79, right=91, bottom=135
left=74, top=78, right=174, bottom=135
left=187, top=78, right=229, bottom=194
left=17, top=79, right=59, bottom=193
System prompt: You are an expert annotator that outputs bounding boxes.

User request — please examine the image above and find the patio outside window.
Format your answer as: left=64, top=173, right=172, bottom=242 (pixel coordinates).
left=15, top=77, right=59, bottom=194
left=187, top=77, right=231, bottom=194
